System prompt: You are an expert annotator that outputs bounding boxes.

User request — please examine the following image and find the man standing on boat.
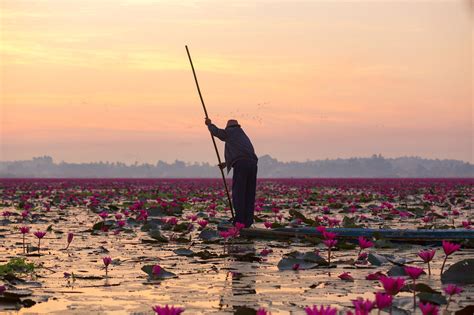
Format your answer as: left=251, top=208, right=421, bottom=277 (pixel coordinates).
left=205, top=118, right=258, bottom=228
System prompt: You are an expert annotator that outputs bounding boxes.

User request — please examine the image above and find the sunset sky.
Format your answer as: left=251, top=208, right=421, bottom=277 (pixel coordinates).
left=1, top=0, right=472, bottom=164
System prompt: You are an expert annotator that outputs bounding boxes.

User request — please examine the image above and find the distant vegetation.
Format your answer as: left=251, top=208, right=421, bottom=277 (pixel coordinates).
left=0, top=155, right=472, bottom=178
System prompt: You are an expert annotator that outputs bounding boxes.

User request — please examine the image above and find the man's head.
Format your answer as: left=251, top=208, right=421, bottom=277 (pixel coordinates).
left=226, top=119, right=239, bottom=128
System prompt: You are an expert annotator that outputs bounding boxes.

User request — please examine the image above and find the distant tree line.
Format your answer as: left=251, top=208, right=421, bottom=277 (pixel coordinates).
left=0, top=154, right=472, bottom=178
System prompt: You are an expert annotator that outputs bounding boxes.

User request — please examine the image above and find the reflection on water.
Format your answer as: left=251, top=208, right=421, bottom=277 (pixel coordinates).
left=0, top=186, right=471, bottom=315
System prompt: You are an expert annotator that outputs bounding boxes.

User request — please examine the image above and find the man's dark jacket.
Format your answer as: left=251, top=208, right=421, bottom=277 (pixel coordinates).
left=208, top=124, right=258, bottom=173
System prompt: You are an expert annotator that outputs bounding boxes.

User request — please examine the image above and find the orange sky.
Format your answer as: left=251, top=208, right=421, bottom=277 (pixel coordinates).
left=1, top=0, right=472, bottom=164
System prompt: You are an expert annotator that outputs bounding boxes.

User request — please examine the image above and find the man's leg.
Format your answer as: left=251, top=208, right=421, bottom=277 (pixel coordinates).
left=232, top=160, right=247, bottom=226
left=244, top=160, right=258, bottom=227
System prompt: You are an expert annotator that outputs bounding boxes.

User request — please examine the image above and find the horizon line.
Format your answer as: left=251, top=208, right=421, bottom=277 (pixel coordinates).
left=1, top=154, right=472, bottom=165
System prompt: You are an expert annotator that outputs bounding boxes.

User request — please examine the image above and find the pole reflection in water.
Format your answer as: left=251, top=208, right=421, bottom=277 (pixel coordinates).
left=218, top=241, right=260, bottom=314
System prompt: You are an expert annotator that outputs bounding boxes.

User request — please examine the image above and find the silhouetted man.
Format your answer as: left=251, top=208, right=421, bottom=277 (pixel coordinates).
left=205, top=118, right=258, bottom=228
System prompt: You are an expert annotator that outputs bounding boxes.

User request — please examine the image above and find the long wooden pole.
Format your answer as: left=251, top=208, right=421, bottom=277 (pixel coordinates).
left=185, top=45, right=235, bottom=219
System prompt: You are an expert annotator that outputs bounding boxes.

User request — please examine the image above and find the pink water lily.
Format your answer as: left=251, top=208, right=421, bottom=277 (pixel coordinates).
left=404, top=266, right=424, bottom=308
left=440, top=241, right=461, bottom=275
left=352, top=298, right=375, bottom=315
left=419, top=302, right=439, bottom=315
left=256, top=308, right=271, bottom=315
left=264, top=221, right=273, bottom=229
left=366, top=271, right=385, bottom=280
left=99, top=211, right=108, bottom=220
left=304, top=305, right=338, bottom=315
left=103, top=256, right=112, bottom=277
left=374, top=292, right=392, bottom=309
left=379, top=277, right=405, bottom=296
left=357, top=237, right=374, bottom=249
left=405, top=266, right=424, bottom=280
left=152, top=264, right=162, bottom=277
left=443, top=284, right=463, bottom=310
left=34, top=231, right=46, bottom=255
left=62, top=232, right=74, bottom=250
left=19, top=226, right=30, bottom=254
left=323, top=239, right=337, bottom=267
left=197, top=219, right=208, bottom=228
left=418, top=249, right=436, bottom=275
left=338, top=272, right=354, bottom=282
left=151, top=305, right=185, bottom=315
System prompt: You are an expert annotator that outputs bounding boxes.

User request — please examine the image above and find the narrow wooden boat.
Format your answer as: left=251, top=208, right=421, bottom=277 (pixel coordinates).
left=218, top=225, right=474, bottom=243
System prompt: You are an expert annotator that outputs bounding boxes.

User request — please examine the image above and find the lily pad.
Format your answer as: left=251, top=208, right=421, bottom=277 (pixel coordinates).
left=441, top=259, right=474, bottom=284
left=141, top=265, right=177, bottom=280
left=286, top=251, right=327, bottom=264
left=199, top=229, right=220, bottom=242
left=3, top=289, right=33, bottom=298
left=417, top=292, right=447, bottom=305
left=404, top=283, right=440, bottom=294
left=194, top=250, right=219, bottom=260
left=173, top=248, right=195, bottom=257
left=387, top=265, right=407, bottom=277
left=368, top=253, right=390, bottom=266
left=277, top=258, right=319, bottom=271
left=147, top=229, right=168, bottom=243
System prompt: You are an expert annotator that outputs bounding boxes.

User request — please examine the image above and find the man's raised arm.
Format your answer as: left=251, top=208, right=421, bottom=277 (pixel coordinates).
left=205, top=118, right=227, bottom=141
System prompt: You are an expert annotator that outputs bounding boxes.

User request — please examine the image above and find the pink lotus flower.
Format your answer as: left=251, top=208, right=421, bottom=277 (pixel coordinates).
left=167, top=217, right=178, bottom=225
left=99, top=211, right=108, bottom=220
left=404, top=266, right=424, bottom=308
left=323, top=238, right=337, bottom=267
left=366, top=271, right=385, bottom=280
left=358, top=237, right=374, bottom=249
left=444, top=284, right=463, bottom=310
left=357, top=252, right=368, bottom=261
left=374, top=292, right=392, bottom=309
left=152, top=264, right=162, bottom=276
left=19, top=226, right=30, bottom=254
left=379, top=277, right=405, bottom=295
left=418, top=249, right=436, bottom=275
left=442, top=241, right=461, bottom=256
left=65, top=232, right=74, bottom=250
left=304, top=305, right=338, bottom=315
left=151, top=305, right=185, bottom=315
left=34, top=231, right=46, bottom=239
left=316, top=226, right=327, bottom=233
left=21, top=210, right=29, bottom=219
left=186, top=214, right=197, bottom=222
left=292, top=263, right=300, bottom=271
left=441, top=241, right=461, bottom=275
left=219, top=230, right=231, bottom=240
left=117, top=220, right=126, bottom=228
left=256, top=308, right=270, bottom=315
left=352, top=298, right=375, bottom=315
left=197, top=220, right=208, bottom=228
left=419, top=302, right=439, bottom=315
left=264, top=221, right=273, bottom=229
left=338, top=272, right=354, bottom=282
left=443, top=284, right=463, bottom=296
left=235, top=222, right=245, bottom=230
left=34, top=231, right=46, bottom=255
left=103, top=256, right=112, bottom=276
left=322, top=231, right=337, bottom=240
left=323, top=239, right=337, bottom=248
left=18, top=225, right=29, bottom=233
left=260, top=248, right=273, bottom=256
left=404, top=266, right=424, bottom=280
